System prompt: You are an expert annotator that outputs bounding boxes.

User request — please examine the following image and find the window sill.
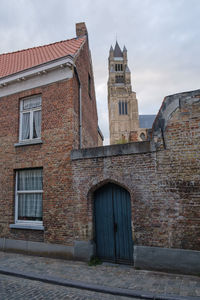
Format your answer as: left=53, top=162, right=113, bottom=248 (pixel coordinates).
left=14, top=139, right=43, bottom=147
left=10, top=224, right=44, bottom=231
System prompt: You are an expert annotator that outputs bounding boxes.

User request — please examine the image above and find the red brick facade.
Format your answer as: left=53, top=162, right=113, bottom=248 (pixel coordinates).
left=0, top=26, right=99, bottom=246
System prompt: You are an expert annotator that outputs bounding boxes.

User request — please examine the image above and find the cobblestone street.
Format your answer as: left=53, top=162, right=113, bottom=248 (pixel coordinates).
left=0, top=252, right=200, bottom=300
left=0, top=274, right=142, bottom=300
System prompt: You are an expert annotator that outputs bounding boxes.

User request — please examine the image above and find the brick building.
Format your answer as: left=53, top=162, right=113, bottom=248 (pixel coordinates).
left=0, top=23, right=200, bottom=274
left=0, top=23, right=102, bottom=258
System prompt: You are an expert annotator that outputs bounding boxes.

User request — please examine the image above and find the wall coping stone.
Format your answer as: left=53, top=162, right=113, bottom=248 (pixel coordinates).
left=71, top=141, right=156, bottom=160
left=152, top=89, right=200, bottom=135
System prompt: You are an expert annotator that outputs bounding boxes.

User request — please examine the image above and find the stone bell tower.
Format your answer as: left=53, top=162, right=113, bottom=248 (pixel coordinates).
left=108, top=42, right=139, bottom=144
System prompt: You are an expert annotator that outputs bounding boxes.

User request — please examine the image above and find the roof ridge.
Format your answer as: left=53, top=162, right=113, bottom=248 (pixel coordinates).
left=0, top=36, right=85, bottom=57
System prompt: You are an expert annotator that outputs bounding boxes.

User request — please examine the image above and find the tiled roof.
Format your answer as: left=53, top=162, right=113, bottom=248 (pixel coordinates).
left=0, top=37, right=86, bottom=79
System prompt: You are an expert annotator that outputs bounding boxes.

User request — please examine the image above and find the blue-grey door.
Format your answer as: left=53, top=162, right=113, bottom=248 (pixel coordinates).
left=94, top=183, right=133, bottom=264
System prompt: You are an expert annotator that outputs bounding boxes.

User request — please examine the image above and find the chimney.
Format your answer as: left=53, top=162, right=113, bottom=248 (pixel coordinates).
left=76, top=22, right=88, bottom=38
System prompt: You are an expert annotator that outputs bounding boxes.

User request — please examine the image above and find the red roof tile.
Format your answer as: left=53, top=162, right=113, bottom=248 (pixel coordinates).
left=0, top=37, right=86, bottom=79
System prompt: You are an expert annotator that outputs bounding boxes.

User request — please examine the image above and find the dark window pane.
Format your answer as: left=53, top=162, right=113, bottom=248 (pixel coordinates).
left=125, top=102, right=128, bottom=114
left=119, top=101, right=121, bottom=115
left=33, top=110, right=41, bottom=138
left=18, top=193, right=42, bottom=221
left=122, top=102, right=124, bottom=114
left=88, top=74, right=91, bottom=98
left=22, top=113, right=30, bottom=140
left=115, top=75, right=124, bottom=83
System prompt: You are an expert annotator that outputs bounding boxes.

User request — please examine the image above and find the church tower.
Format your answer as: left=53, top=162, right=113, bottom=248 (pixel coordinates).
left=108, top=42, right=139, bottom=144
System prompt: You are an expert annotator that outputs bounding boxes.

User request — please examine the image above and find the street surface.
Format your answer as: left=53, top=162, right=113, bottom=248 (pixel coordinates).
left=0, top=252, right=200, bottom=300
left=0, top=274, right=142, bottom=300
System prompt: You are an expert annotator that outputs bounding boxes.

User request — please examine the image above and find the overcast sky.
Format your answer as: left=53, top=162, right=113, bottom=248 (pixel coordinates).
left=1, top=0, right=200, bottom=144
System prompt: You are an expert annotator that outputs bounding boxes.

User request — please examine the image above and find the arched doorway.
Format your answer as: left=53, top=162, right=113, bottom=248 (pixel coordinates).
left=94, top=183, right=133, bottom=264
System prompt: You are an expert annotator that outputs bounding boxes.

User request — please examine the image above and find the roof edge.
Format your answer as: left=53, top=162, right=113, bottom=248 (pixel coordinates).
left=0, top=55, right=75, bottom=86
left=0, top=36, right=85, bottom=57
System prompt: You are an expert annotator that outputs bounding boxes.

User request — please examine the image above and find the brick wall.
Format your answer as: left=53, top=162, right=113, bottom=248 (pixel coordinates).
left=153, top=91, right=200, bottom=249
left=0, top=80, right=74, bottom=243
left=71, top=90, right=200, bottom=251
left=71, top=149, right=157, bottom=245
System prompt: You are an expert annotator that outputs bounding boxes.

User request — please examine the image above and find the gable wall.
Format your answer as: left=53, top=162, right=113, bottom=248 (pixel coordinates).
left=74, top=40, right=99, bottom=148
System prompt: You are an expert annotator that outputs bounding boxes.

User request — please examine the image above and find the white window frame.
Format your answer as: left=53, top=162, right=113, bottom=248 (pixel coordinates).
left=15, top=169, right=43, bottom=226
left=19, top=96, right=42, bottom=142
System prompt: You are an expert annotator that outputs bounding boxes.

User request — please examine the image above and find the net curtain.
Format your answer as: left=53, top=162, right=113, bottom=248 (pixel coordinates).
left=17, top=169, right=43, bottom=221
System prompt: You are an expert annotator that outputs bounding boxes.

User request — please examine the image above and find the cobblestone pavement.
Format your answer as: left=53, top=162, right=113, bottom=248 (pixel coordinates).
left=0, top=252, right=200, bottom=298
left=0, top=274, right=142, bottom=300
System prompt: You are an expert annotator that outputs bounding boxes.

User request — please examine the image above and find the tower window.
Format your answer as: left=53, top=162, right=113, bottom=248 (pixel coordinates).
left=115, top=75, right=124, bottom=83
left=119, top=101, right=128, bottom=115
left=115, top=64, right=123, bottom=71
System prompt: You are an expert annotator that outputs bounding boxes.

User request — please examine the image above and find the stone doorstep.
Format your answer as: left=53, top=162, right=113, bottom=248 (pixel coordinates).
left=0, top=266, right=199, bottom=300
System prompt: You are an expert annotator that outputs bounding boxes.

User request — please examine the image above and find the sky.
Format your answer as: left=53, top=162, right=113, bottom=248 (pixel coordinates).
left=0, top=0, right=200, bottom=145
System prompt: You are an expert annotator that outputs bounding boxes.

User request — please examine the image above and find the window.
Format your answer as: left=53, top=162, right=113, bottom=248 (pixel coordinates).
left=19, top=96, right=41, bottom=141
left=115, top=75, right=124, bottom=83
left=140, top=133, right=146, bottom=141
left=119, top=101, right=128, bottom=115
left=15, top=169, right=43, bottom=224
left=88, top=74, right=91, bottom=98
left=115, top=64, right=123, bottom=71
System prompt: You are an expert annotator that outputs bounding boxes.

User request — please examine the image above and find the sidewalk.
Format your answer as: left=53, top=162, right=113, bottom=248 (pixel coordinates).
left=0, top=251, right=200, bottom=299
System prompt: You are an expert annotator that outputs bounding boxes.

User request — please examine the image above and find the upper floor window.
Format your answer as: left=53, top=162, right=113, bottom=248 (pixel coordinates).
left=19, top=96, right=41, bottom=141
left=119, top=101, right=128, bottom=115
left=115, top=64, right=123, bottom=71
left=115, top=75, right=124, bottom=83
